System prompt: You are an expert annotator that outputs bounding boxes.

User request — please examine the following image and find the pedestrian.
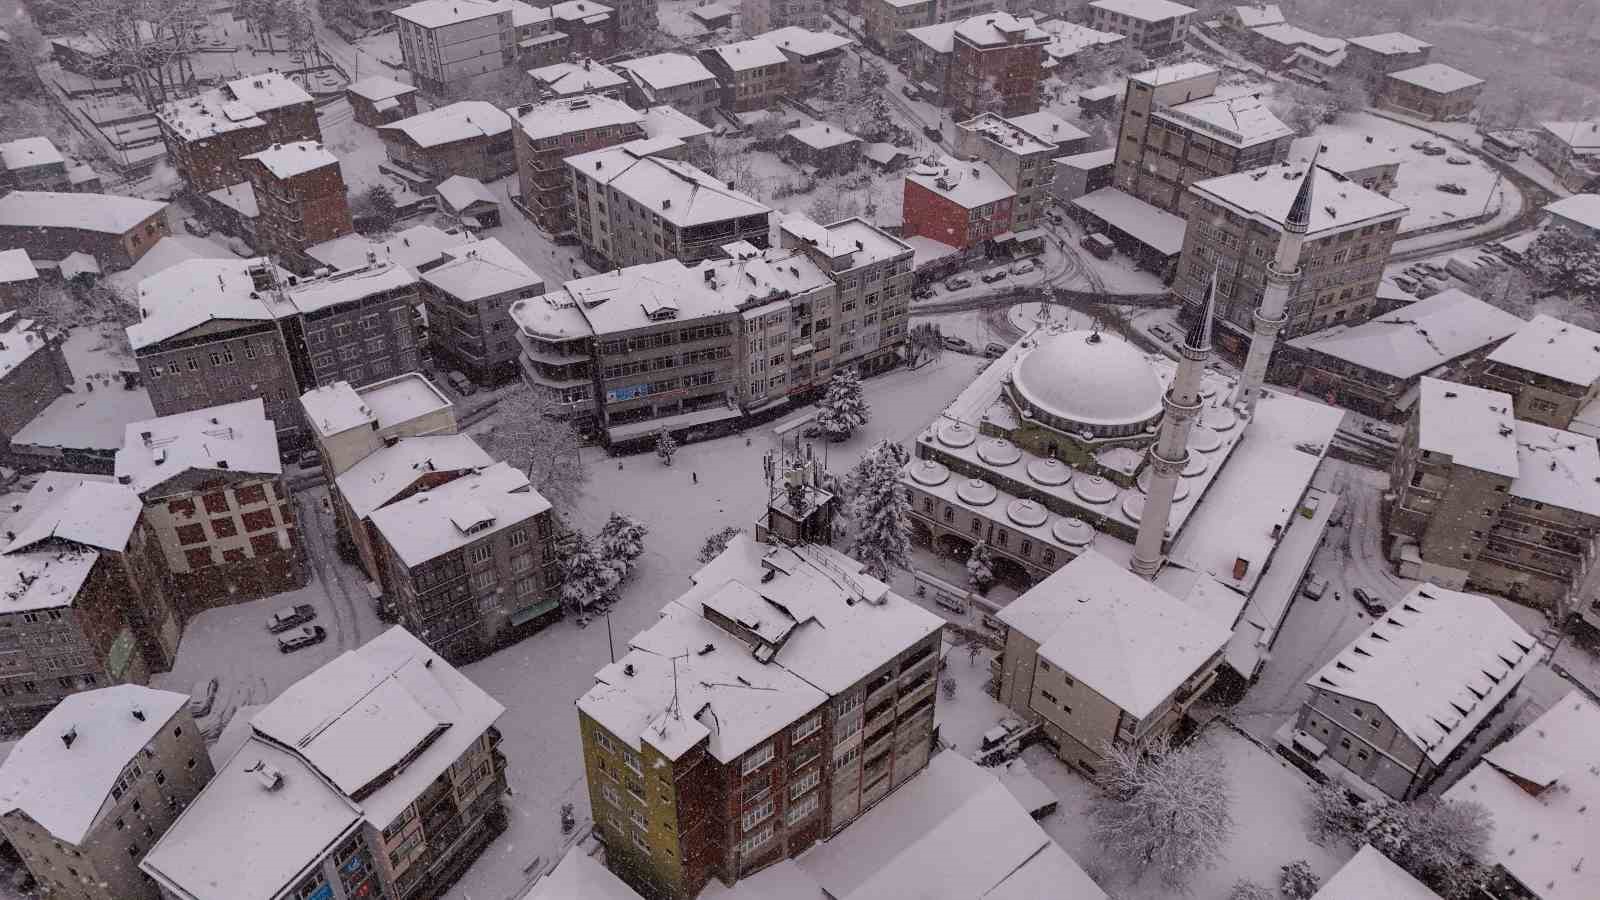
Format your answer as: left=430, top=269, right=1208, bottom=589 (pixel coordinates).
left=692, top=472, right=699, bottom=484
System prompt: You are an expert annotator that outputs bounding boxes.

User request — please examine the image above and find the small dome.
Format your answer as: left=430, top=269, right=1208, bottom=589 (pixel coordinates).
left=937, top=421, right=976, bottom=448
left=1006, top=499, right=1047, bottom=528
left=1073, top=475, right=1117, bottom=505
left=1203, top=408, right=1239, bottom=432
left=1183, top=454, right=1209, bottom=478
left=1026, top=457, right=1071, bottom=486
left=978, top=437, right=1021, bottom=466
left=1052, top=517, right=1094, bottom=546
left=1013, top=331, right=1165, bottom=430
left=1137, top=468, right=1191, bottom=501
left=908, top=459, right=950, bottom=486
left=1122, top=493, right=1147, bottom=522
left=956, top=479, right=997, bottom=506
left=1188, top=428, right=1222, bottom=454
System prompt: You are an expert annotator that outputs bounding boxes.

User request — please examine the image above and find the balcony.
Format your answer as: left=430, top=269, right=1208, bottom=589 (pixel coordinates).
left=865, top=679, right=896, bottom=711
left=897, top=677, right=934, bottom=716
left=863, top=705, right=895, bottom=740
left=899, top=654, right=935, bottom=687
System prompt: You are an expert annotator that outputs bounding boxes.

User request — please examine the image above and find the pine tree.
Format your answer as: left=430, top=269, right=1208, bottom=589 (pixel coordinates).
left=655, top=428, right=678, bottom=465
left=597, top=513, right=648, bottom=580
left=697, top=526, right=743, bottom=563
left=557, top=529, right=619, bottom=611
left=846, top=442, right=911, bottom=580
left=1090, top=741, right=1235, bottom=891
left=816, top=369, right=870, bottom=441
left=1280, top=860, right=1320, bottom=899
left=1227, top=880, right=1274, bottom=900
left=966, top=541, right=995, bottom=591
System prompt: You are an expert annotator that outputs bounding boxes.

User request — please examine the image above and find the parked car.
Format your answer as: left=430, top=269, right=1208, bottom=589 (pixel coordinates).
left=278, top=625, right=328, bottom=653
left=901, top=84, right=919, bottom=100
left=913, top=285, right=935, bottom=299
left=1301, top=575, right=1329, bottom=600
left=553, top=233, right=581, bottom=247
left=1081, top=232, right=1114, bottom=259
left=1150, top=324, right=1175, bottom=343
left=297, top=448, right=321, bottom=469
left=984, top=341, right=1008, bottom=358
left=447, top=370, right=477, bottom=396
left=944, top=274, right=972, bottom=290
left=980, top=268, right=1008, bottom=284
left=188, top=677, right=218, bottom=718
left=266, top=603, right=317, bottom=633
left=1421, top=144, right=1448, bottom=156
left=1446, top=155, right=1471, bottom=166
left=940, top=335, right=974, bottom=353
left=182, top=218, right=211, bottom=238
left=1392, top=275, right=1420, bottom=293
left=1352, top=587, right=1387, bottom=615
left=1008, top=259, right=1036, bottom=275
left=1437, top=182, right=1468, bottom=195
left=923, top=124, right=943, bottom=142
left=1361, top=421, right=1397, bottom=441
left=980, top=717, right=1025, bottom=751
left=1409, top=139, right=1434, bottom=151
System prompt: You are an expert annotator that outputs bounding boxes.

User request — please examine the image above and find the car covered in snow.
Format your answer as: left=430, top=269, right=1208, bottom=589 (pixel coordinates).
left=1008, top=259, right=1036, bottom=275
left=980, top=268, right=1008, bottom=284
left=188, top=678, right=218, bottom=718
left=1437, top=182, right=1468, bottom=195
left=267, top=604, right=317, bottom=633
left=940, top=335, right=974, bottom=353
left=278, top=625, right=328, bottom=653
left=1352, top=587, right=1387, bottom=615
left=1301, top=575, right=1329, bottom=600
left=944, top=274, right=972, bottom=291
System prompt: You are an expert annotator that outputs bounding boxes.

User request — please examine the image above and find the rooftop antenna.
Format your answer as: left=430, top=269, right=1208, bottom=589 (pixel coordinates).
left=664, top=651, right=690, bottom=722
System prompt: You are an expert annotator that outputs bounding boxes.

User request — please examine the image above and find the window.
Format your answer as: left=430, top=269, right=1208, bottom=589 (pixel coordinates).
left=792, top=713, right=821, bottom=742
left=511, top=552, right=534, bottom=574
left=789, top=767, right=820, bottom=799
left=469, top=545, right=492, bottom=565
left=737, top=825, right=772, bottom=856
left=742, top=798, right=774, bottom=832
left=623, top=749, right=643, bottom=775
left=509, top=529, right=529, bottom=547
left=786, top=792, right=819, bottom=825
left=470, top=570, right=497, bottom=591
left=742, top=742, right=774, bottom=774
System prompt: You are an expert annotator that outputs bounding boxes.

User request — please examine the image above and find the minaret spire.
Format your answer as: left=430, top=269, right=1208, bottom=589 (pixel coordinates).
left=1131, top=269, right=1217, bottom=579
left=1235, top=151, right=1318, bottom=418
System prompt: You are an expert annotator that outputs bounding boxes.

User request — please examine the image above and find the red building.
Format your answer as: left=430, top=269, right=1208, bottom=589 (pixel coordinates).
left=947, top=13, right=1049, bottom=120
left=242, top=141, right=355, bottom=273
left=902, top=156, right=1016, bottom=252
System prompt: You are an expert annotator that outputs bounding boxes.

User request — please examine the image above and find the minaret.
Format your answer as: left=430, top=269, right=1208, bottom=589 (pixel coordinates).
left=1235, top=152, right=1318, bottom=418
left=1132, top=270, right=1218, bottom=579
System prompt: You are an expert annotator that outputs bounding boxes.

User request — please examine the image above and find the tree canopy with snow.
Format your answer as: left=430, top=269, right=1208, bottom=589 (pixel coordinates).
left=1526, top=225, right=1600, bottom=300
left=557, top=528, right=619, bottom=611
left=495, top=390, right=589, bottom=515
left=816, top=369, right=870, bottom=441
left=1090, top=741, right=1235, bottom=891
left=697, top=526, right=743, bottom=564
left=656, top=427, right=679, bottom=466
left=846, top=441, right=911, bottom=580
left=597, top=513, right=648, bottom=580
left=966, top=541, right=995, bottom=591
left=1309, top=785, right=1495, bottom=899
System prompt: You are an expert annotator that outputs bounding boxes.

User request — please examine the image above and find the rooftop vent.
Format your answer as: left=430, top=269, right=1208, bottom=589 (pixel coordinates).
left=248, top=760, right=284, bottom=791
left=131, top=707, right=145, bottom=722
left=624, top=663, right=635, bottom=676
left=61, top=726, right=77, bottom=750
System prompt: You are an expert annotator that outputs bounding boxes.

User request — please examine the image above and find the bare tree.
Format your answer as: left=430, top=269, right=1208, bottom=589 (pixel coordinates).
left=1089, top=740, right=1235, bottom=892
left=52, top=0, right=206, bottom=105
left=493, top=389, right=589, bottom=514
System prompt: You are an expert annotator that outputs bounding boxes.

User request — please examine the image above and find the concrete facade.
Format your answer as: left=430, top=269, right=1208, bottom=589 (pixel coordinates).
left=395, top=0, right=515, bottom=97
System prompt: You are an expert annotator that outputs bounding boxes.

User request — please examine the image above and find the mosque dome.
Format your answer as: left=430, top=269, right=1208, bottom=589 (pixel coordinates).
left=1012, top=330, right=1165, bottom=437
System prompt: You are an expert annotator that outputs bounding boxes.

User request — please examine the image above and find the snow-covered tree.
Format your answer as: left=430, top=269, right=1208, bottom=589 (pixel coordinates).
left=358, top=184, right=399, bottom=232
left=908, top=322, right=944, bottom=368
left=1526, top=225, right=1600, bottom=301
left=966, top=541, right=994, bottom=591
left=1227, top=880, right=1274, bottom=900
left=495, top=390, right=589, bottom=514
left=557, top=528, right=619, bottom=611
left=1089, top=741, right=1235, bottom=892
left=816, top=369, right=870, bottom=441
left=1280, top=860, right=1320, bottom=899
left=655, top=427, right=678, bottom=465
left=697, top=525, right=743, bottom=563
left=283, top=0, right=314, bottom=53
left=597, top=512, right=648, bottom=580
left=846, top=442, right=912, bottom=580
left=1306, top=781, right=1367, bottom=846
left=1315, top=791, right=1494, bottom=899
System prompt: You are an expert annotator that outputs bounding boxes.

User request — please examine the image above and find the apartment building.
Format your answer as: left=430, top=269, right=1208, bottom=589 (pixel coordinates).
left=578, top=532, right=943, bottom=899
left=114, top=399, right=307, bottom=612
left=1343, top=32, right=1433, bottom=88
left=1285, top=584, right=1537, bottom=801
left=278, top=263, right=424, bottom=391
left=421, top=237, right=545, bottom=385
left=1533, top=121, right=1600, bottom=193
left=947, top=13, right=1049, bottom=120
left=394, top=0, right=515, bottom=97
left=599, top=0, right=657, bottom=46
left=1113, top=62, right=1295, bottom=215
left=994, top=551, right=1229, bottom=772
left=142, top=627, right=509, bottom=900
left=301, top=372, right=459, bottom=479
left=1472, top=314, right=1600, bottom=430
left=156, top=72, right=319, bottom=193
left=0, top=137, right=71, bottom=193
left=955, top=112, right=1061, bottom=231
left=1178, top=161, right=1408, bottom=354
left=0, top=192, right=169, bottom=272
left=865, top=0, right=935, bottom=59
left=614, top=53, right=723, bottom=125
left=0, top=312, right=71, bottom=444
left=1088, top=0, right=1195, bottom=56
left=370, top=463, right=559, bottom=661
left=1389, top=378, right=1600, bottom=612
left=0, top=249, right=37, bottom=311
left=700, top=38, right=791, bottom=113
left=742, top=0, right=823, bottom=34
left=1380, top=63, right=1484, bottom=121
left=0, top=475, right=179, bottom=735
left=345, top=76, right=421, bottom=127
left=379, top=101, right=515, bottom=187
left=0, top=687, right=213, bottom=900
left=778, top=215, right=914, bottom=377
left=528, top=58, right=631, bottom=100
left=510, top=95, right=647, bottom=233
left=242, top=141, right=356, bottom=273
left=758, top=26, right=854, bottom=92
left=568, top=143, right=772, bottom=269
left=902, top=155, right=1017, bottom=253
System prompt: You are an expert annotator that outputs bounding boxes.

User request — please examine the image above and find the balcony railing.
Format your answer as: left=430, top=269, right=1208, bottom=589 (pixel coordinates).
left=865, top=679, right=896, bottom=711
left=897, top=678, right=935, bottom=716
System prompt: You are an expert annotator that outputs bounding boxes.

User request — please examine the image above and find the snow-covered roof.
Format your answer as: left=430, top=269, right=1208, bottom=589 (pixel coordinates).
left=335, top=434, right=492, bottom=521
left=1089, top=0, right=1195, bottom=22
left=301, top=372, right=453, bottom=439
left=1311, top=845, right=1441, bottom=900
left=126, top=257, right=289, bottom=351
left=640, top=104, right=713, bottom=143
left=2, top=474, right=141, bottom=555
left=380, top=101, right=512, bottom=148
left=527, top=847, right=646, bottom=899
left=436, top=174, right=498, bottom=214
left=0, top=137, right=64, bottom=171
left=528, top=60, right=629, bottom=96
left=1055, top=148, right=1116, bottom=171
left=786, top=122, right=859, bottom=150
left=960, top=112, right=1054, bottom=155
left=1071, top=187, right=1188, bottom=255
left=369, top=462, right=549, bottom=567
left=1444, top=691, right=1598, bottom=900
left=797, top=752, right=1106, bottom=900
left=615, top=52, right=717, bottom=90
left=1544, top=193, right=1600, bottom=231
left=513, top=93, right=642, bottom=142
left=225, top=71, right=314, bottom=112
left=306, top=224, right=461, bottom=273
left=1155, top=91, right=1293, bottom=148
left=11, top=388, right=154, bottom=455
left=756, top=26, right=854, bottom=58
left=0, top=314, right=49, bottom=383
left=1004, top=110, right=1090, bottom=146
left=1250, top=23, right=1345, bottom=55
left=58, top=251, right=99, bottom=281
left=1130, top=61, right=1216, bottom=86
left=0, top=191, right=166, bottom=235
left=548, top=0, right=611, bottom=23
left=0, top=536, right=97, bottom=614
left=904, top=20, right=959, bottom=54
left=509, top=289, right=595, bottom=341
left=0, top=248, right=35, bottom=284
left=1039, top=19, right=1125, bottom=60
left=204, top=180, right=258, bottom=219
left=952, top=12, right=1048, bottom=48
left=1230, top=4, right=1282, bottom=28
left=1486, top=314, right=1600, bottom=388
left=906, top=155, right=1016, bottom=209
left=1287, top=289, right=1523, bottom=380
left=706, top=37, right=788, bottom=72
left=1387, top=62, right=1483, bottom=94
left=287, top=262, right=418, bottom=316
left=1510, top=419, right=1600, bottom=517
left=157, top=72, right=313, bottom=141
left=1414, top=377, right=1518, bottom=476
left=422, top=237, right=542, bottom=302
left=787, top=215, right=913, bottom=268
left=0, top=686, right=189, bottom=845
left=567, top=144, right=771, bottom=227
left=551, top=258, right=746, bottom=337
left=242, top=140, right=338, bottom=180
left=1190, top=163, right=1408, bottom=239
left=346, top=75, right=417, bottom=102
left=998, top=550, right=1231, bottom=718
left=1308, top=584, right=1538, bottom=766
left=1347, top=32, right=1431, bottom=55
left=392, top=0, right=508, bottom=27
left=1537, top=121, right=1600, bottom=154
left=114, top=398, right=282, bottom=496
left=863, top=142, right=908, bottom=166
left=1289, top=134, right=1401, bottom=176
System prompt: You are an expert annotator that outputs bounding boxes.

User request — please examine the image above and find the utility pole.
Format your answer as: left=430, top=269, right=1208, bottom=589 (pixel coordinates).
left=605, top=610, right=615, bottom=664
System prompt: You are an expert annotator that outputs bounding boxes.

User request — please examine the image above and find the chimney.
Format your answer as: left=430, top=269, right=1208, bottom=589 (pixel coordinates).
left=1232, top=557, right=1250, bottom=580
left=132, top=707, right=145, bottom=722
left=61, top=726, right=77, bottom=749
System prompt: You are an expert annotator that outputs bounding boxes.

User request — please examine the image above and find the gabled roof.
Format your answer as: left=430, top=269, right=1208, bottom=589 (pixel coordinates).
left=756, top=26, right=853, bottom=58
left=114, top=398, right=283, bottom=496
left=1486, top=314, right=1600, bottom=387
left=953, top=12, right=1049, bottom=48
left=1347, top=32, right=1431, bottom=55
left=998, top=550, right=1230, bottom=718
left=0, top=191, right=167, bottom=235
left=369, top=462, right=550, bottom=567
left=346, top=75, right=417, bottom=102
left=1230, top=4, right=1283, bottom=28
left=1089, top=0, right=1196, bottom=22
left=301, top=372, right=453, bottom=440
left=704, top=38, right=788, bottom=72
left=527, top=848, right=647, bottom=899
left=905, top=155, right=1016, bottom=209
left=1387, top=62, right=1483, bottom=94
left=436, top=174, right=498, bottom=213
left=1190, top=163, right=1408, bottom=238
left=380, top=101, right=511, bottom=148
left=1311, top=845, right=1441, bottom=900
left=512, top=93, right=642, bottom=142
left=1544, top=193, right=1600, bottom=231
left=2, top=475, right=141, bottom=555
left=615, top=52, right=717, bottom=90
left=243, top=140, right=338, bottom=179
left=1286, top=288, right=1524, bottom=380
left=421, top=237, right=543, bottom=302
left=1156, top=91, right=1294, bottom=148
left=335, top=434, right=493, bottom=521
left=528, top=60, right=629, bottom=96
left=0, top=686, right=189, bottom=845
left=1538, top=121, right=1600, bottom=153
left=306, top=223, right=461, bottom=273
left=392, top=0, right=507, bottom=27
left=1307, top=584, right=1538, bottom=765
left=566, top=144, right=771, bottom=227
left=126, top=257, right=291, bottom=351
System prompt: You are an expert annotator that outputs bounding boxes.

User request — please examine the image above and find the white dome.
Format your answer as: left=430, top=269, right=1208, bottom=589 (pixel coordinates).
left=1013, top=330, right=1165, bottom=429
